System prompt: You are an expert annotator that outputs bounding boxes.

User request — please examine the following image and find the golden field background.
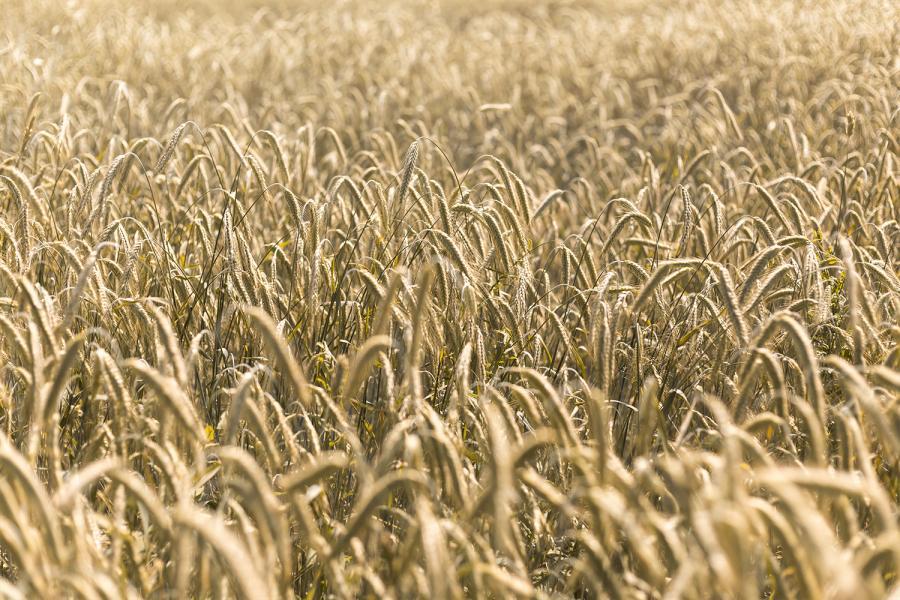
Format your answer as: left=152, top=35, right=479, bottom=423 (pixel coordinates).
left=0, top=0, right=898, bottom=597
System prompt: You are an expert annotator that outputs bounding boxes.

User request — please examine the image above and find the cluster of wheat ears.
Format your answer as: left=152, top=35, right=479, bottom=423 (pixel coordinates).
left=0, top=0, right=897, bottom=597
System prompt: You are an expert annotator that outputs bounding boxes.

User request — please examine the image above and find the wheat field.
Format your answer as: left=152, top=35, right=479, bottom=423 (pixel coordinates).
left=0, top=0, right=898, bottom=597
